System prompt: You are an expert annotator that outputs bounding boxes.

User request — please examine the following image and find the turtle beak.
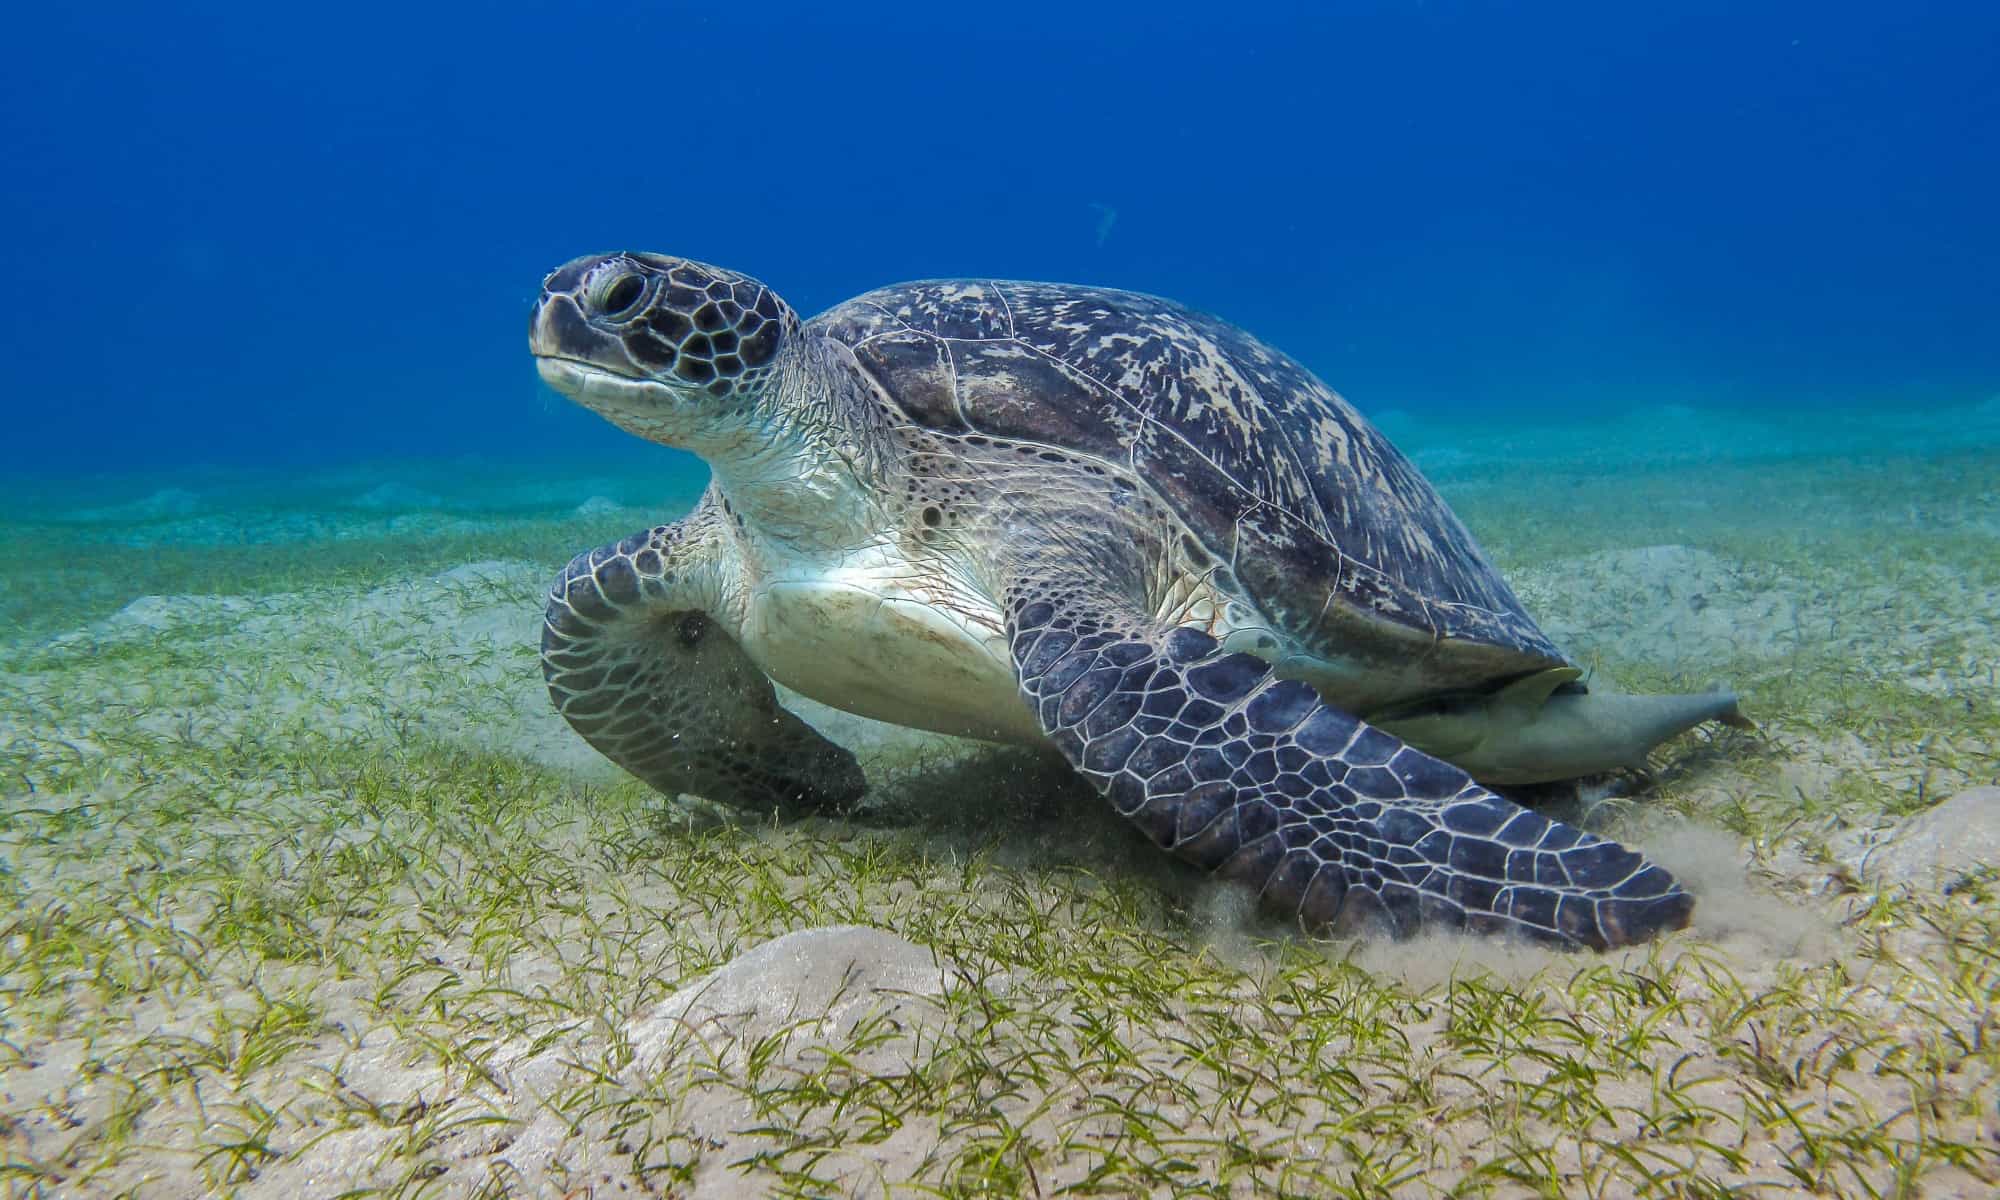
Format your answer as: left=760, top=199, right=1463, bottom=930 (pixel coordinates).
left=528, top=290, right=591, bottom=363
left=530, top=288, right=624, bottom=402
left=530, top=254, right=654, bottom=386
left=530, top=255, right=603, bottom=362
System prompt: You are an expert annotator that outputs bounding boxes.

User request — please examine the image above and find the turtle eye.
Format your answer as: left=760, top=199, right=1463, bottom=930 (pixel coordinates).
left=592, top=272, right=646, bottom=319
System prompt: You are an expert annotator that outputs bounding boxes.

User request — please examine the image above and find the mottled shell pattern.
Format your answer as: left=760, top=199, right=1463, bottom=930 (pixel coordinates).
left=811, top=280, right=1563, bottom=668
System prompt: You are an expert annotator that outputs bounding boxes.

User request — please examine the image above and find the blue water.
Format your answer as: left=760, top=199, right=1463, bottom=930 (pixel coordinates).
left=4, top=1, right=1996, bottom=477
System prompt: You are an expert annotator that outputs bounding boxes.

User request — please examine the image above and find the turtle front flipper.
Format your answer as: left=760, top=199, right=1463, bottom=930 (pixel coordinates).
left=543, top=507, right=866, bottom=816
left=1004, top=586, right=1693, bottom=950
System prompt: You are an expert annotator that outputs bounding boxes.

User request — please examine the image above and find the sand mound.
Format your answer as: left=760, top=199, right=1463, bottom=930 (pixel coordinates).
left=102, top=592, right=258, bottom=633
left=21, top=559, right=619, bottom=784
left=1516, top=543, right=1801, bottom=666
left=66, top=485, right=204, bottom=522
left=23, top=557, right=1001, bottom=802
left=635, top=925, right=949, bottom=1058
left=349, top=481, right=444, bottom=510
left=471, top=926, right=957, bottom=1190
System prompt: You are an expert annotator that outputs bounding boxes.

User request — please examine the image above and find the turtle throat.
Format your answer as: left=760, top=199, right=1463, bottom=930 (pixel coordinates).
left=695, top=334, right=895, bottom=555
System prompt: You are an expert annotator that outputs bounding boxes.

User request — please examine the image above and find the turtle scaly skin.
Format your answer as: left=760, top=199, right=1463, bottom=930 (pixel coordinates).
left=1002, top=584, right=1687, bottom=947
left=541, top=513, right=866, bottom=816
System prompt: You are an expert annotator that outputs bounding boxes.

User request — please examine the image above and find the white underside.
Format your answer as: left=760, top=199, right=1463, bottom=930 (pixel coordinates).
left=736, top=542, right=1388, bottom=747
left=741, top=551, right=1048, bottom=745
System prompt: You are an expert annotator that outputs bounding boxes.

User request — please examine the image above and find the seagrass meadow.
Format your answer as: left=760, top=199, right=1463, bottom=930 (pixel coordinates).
left=3, top=402, right=1997, bottom=1198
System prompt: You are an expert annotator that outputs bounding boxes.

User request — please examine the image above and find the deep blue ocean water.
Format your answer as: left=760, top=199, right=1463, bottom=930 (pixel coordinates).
left=4, top=1, right=1995, bottom=480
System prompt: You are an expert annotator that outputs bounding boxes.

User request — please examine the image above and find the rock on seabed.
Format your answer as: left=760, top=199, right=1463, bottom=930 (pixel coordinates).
left=1862, top=786, right=2000, bottom=888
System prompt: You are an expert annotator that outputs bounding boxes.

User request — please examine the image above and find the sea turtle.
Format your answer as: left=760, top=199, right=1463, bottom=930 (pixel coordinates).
left=529, top=253, right=1745, bottom=949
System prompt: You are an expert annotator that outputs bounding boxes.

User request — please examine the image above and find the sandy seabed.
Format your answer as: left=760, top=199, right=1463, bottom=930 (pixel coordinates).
left=2, top=400, right=1997, bottom=1198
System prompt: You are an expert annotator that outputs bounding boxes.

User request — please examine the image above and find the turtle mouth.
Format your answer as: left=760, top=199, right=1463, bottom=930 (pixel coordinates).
left=535, top=356, right=680, bottom=409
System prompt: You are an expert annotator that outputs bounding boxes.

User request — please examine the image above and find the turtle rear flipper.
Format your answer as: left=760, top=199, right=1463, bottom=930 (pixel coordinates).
left=1004, top=580, right=1692, bottom=950
left=543, top=510, right=866, bottom=817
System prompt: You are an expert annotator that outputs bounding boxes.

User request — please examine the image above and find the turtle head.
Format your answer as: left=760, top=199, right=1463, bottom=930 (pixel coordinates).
left=531, top=252, right=800, bottom=448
